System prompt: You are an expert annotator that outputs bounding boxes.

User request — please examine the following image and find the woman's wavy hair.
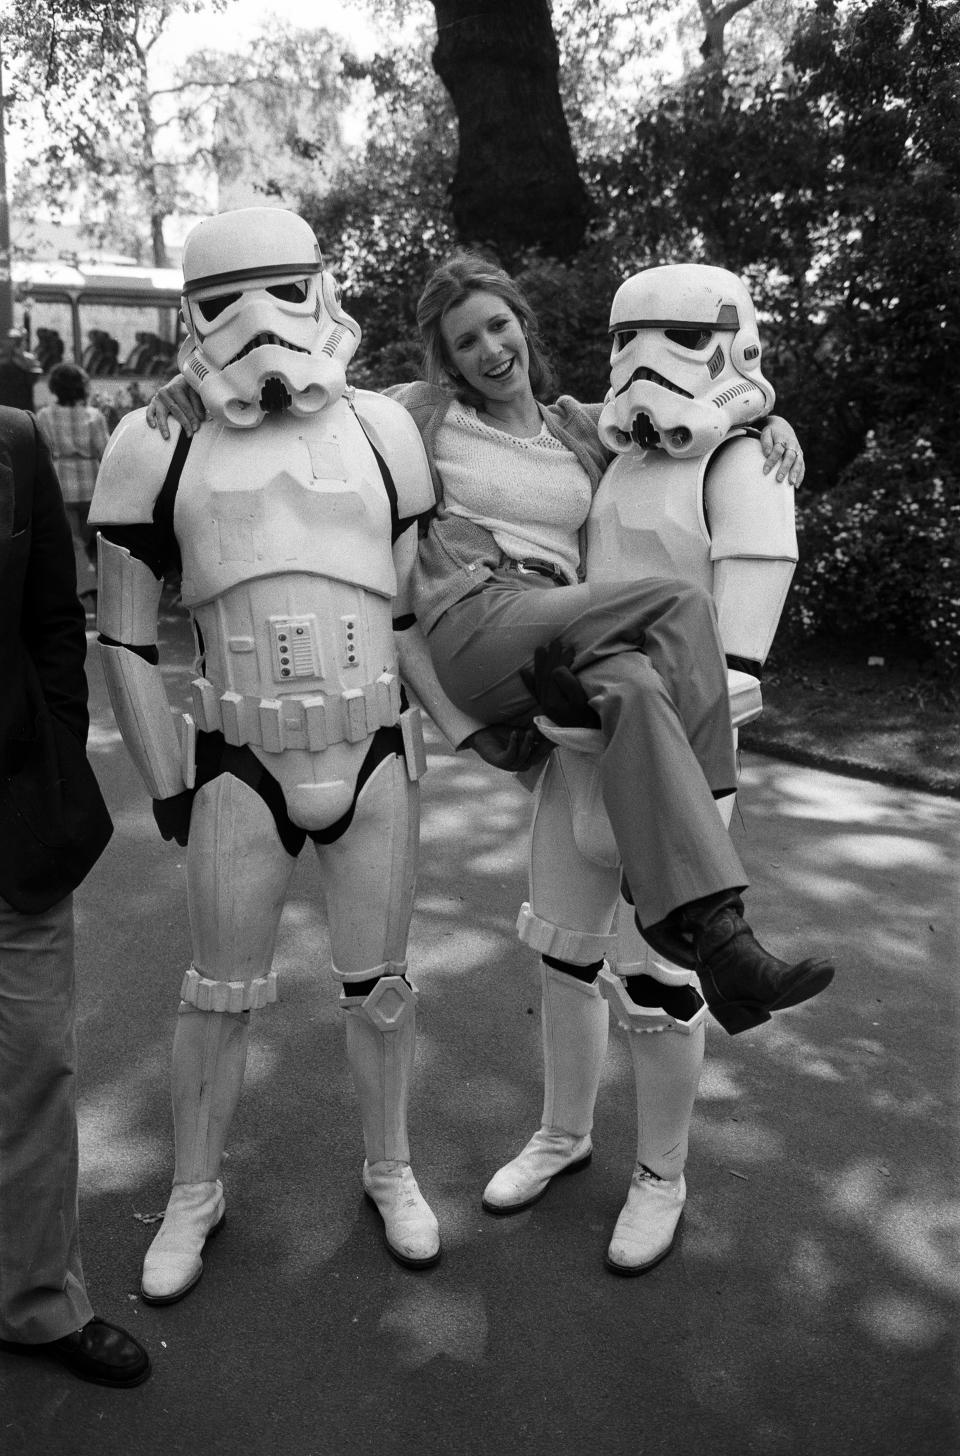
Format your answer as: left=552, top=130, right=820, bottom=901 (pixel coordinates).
left=416, top=250, right=556, bottom=407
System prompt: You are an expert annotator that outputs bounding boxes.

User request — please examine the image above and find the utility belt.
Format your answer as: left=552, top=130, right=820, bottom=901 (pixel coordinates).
left=188, top=671, right=403, bottom=753
left=500, top=555, right=570, bottom=586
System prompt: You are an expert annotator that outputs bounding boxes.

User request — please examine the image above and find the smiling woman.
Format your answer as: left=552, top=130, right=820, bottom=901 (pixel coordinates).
left=443, top=294, right=532, bottom=413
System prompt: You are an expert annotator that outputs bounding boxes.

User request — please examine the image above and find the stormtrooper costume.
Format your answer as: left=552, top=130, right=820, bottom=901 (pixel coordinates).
left=485, top=265, right=800, bottom=1273
left=89, top=208, right=481, bottom=1301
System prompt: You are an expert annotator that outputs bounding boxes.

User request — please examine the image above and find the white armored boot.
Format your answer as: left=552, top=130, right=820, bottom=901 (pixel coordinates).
left=598, top=967, right=705, bottom=1274
left=482, top=963, right=609, bottom=1213
left=140, top=1003, right=249, bottom=1304
left=342, top=976, right=440, bottom=1268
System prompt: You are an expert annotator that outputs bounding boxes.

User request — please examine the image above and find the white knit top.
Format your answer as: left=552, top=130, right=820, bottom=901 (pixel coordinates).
left=434, top=404, right=593, bottom=583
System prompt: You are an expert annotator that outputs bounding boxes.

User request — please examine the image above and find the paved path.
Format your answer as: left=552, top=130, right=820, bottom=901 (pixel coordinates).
left=2, top=617, right=957, bottom=1456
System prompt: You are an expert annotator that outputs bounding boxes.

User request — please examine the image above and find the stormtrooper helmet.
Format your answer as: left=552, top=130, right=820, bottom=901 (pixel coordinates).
left=597, top=264, right=775, bottom=458
left=178, top=207, right=361, bottom=428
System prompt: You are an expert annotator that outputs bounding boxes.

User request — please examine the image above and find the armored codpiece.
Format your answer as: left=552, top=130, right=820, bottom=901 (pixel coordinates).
left=499, top=265, right=799, bottom=1272
left=90, top=208, right=476, bottom=1299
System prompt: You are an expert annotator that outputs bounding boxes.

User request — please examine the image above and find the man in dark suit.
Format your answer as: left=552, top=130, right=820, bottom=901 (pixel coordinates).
left=0, top=405, right=151, bottom=1387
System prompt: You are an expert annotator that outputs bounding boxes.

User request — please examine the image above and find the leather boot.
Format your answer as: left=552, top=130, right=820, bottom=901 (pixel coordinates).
left=342, top=977, right=440, bottom=1268
left=642, top=893, right=835, bottom=1035
left=141, top=1181, right=226, bottom=1304
left=482, top=963, right=609, bottom=1213
left=598, top=967, right=704, bottom=1274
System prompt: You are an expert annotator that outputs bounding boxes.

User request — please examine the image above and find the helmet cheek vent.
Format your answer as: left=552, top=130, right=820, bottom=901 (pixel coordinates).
left=322, top=326, right=348, bottom=359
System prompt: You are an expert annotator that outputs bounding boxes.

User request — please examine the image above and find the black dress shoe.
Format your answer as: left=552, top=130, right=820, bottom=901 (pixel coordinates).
left=0, top=1317, right=151, bottom=1387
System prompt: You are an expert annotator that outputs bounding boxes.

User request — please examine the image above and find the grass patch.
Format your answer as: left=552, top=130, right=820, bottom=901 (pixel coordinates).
left=741, top=634, right=960, bottom=798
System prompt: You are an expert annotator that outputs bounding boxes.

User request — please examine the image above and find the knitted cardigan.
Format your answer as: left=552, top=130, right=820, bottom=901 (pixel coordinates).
left=386, top=381, right=610, bottom=632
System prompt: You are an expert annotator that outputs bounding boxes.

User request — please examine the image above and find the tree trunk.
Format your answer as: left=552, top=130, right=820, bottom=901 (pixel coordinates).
left=131, top=35, right=170, bottom=268
left=431, top=0, right=590, bottom=262
left=697, top=0, right=757, bottom=69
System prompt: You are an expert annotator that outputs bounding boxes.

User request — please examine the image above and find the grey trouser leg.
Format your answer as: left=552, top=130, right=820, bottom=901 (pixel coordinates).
left=0, top=893, right=93, bottom=1342
left=428, top=574, right=745, bottom=925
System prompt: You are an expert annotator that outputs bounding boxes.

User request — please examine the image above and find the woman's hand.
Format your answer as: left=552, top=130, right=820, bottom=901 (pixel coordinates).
left=760, top=416, right=805, bottom=486
left=145, top=375, right=207, bottom=439
left=462, top=724, right=551, bottom=773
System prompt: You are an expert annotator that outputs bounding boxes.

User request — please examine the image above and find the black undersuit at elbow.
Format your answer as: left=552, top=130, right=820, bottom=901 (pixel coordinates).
left=97, top=634, right=159, bottom=666
left=726, top=654, right=763, bottom=680
left=97, top=522, right=179, bottom=581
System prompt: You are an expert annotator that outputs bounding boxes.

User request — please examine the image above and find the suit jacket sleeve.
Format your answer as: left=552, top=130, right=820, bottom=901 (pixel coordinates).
left=23, top=418, right=91, bottom=745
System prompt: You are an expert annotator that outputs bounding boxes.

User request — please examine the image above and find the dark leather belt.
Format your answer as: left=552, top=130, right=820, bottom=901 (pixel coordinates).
left=504, top=556, right=568, bottom=585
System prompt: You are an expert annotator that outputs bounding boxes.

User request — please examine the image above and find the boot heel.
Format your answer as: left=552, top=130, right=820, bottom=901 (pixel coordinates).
left=560, top=1149, right=592, bottom=1177
left=706, top=999, right=771, bottom=1035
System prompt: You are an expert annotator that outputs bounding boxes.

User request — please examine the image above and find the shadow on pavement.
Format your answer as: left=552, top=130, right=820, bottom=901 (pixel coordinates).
left=2, top=611, right=955, bottom=1456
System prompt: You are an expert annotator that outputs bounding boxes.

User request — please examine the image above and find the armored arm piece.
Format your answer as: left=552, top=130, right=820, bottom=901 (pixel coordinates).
left=88, top=411, right=192, bottom=800
left=351, top=388, right=485, bottom=751
left=705, top=435, right=798, bottom=668
left=393, top=613, right=485, bottom=749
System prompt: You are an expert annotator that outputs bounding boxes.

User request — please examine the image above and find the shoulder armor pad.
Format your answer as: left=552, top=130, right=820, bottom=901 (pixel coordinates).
left=89, top=409, right=183, bottom=525
left=705, top=435, right=798, bottom=562
left=350, top=389, right=435, bottom=517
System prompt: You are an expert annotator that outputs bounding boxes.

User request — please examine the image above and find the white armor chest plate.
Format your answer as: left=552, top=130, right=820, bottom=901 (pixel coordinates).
left=586, top=446, right=717, bottom=591
left=175, top=399, right=396, bottom=607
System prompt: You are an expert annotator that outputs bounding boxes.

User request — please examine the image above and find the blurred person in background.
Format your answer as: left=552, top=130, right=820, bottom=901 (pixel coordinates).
left=37, top=363, right=111, bottom=611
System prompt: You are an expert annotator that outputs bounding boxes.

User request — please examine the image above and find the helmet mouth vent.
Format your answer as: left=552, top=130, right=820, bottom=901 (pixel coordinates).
left=227, top=333, right=310, bottom=366
left=618, top=366, right=693, bottom=400
left=260, top=378, right=293, bottom=413
left=631, top=413, right=661, bottom=450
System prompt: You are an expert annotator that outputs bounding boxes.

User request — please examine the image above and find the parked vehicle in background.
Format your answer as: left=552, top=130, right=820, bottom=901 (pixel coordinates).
left=13, top=259, right=184, bottom=425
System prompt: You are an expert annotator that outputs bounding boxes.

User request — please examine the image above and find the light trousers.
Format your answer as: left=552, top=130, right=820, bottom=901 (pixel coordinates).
left=427, top=572, right=746, bottom=926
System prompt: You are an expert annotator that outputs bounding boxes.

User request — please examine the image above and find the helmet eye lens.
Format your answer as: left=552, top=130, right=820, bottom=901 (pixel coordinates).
left=197, top=291, right=242, bottom=321
left=613, top=329, right=638, bottom=351
left=665, top=328, right=712, bottom=350
left=195, top=278, right=309, bottom=323
left=267, top=279, right=309, bottom=303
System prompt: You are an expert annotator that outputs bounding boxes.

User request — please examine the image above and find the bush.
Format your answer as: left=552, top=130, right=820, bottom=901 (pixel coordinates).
left=782, top=429, right=960, bottom=673
left=512, top=248, right=624, bottom=402
left=88, top=381, right=153, bottom=433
